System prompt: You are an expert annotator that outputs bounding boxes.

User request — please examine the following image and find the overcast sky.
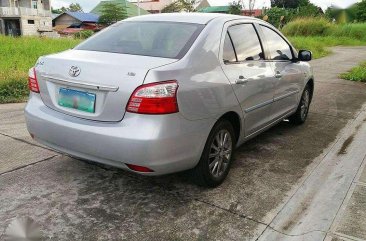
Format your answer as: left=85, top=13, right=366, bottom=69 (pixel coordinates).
left=52, top=0, right=361, bottom=12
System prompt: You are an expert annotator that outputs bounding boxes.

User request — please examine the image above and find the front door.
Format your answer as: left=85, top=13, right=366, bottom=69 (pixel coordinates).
left=220, top=22, right=275, bottom=137
left=4, top=19, right=21, bottom=36
left=259, top=25, right=303, bottom=119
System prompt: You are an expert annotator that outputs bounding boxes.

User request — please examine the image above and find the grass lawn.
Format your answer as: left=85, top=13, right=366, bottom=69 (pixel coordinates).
left=288, top=36, right=366, bottom=59
left=283, top=18, right=366, bottom=58
left=340, top=62, right=366, bottom=82
left=0, top=36, right=80, bottom=103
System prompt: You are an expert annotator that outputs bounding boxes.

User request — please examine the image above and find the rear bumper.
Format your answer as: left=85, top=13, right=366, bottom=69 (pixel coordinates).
left=25, top=94, right=213, bottom=175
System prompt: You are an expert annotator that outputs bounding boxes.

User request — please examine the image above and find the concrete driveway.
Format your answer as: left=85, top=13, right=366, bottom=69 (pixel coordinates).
left=1, top=47, right=366, bottom=241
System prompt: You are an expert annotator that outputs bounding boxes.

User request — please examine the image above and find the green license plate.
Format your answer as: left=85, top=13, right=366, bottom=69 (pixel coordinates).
left=58, top=88, right=96, bottom=113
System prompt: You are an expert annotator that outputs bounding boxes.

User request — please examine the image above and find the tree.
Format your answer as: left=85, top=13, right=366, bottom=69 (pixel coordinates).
left=298, top=0, right=310, bottom=7
left=161, top=0, right=196, bottom=13
left=228, top=1, right=242, bottom=15
left=51, top=7, right=63, bottom=14
left=264, top=7, right=292, bottom=28
left=355, top=0, right=366, bottom=22
left=271, top=0, right=299, bottom=9
left=248, top=0, right=256, bottom=14
left=297, top=3, right=323, bottom=17
left=98, top=3, right=128, bottom=26
left=228, top=0, right=257, bottom=16
left=68, top=3, right=83, bottom=12
left=53, top=3, right=83, bottom=13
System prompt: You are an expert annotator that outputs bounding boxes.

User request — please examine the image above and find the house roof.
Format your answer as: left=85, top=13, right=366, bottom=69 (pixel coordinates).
left=198, top=6, right=230, bottom=13
left=52, top=13, right=60, bottom=20
left=91, top=0, right=150, bottom=17
left=195, top=0, right=211, bottom=10
left=53, top=12, right=99, bottom=23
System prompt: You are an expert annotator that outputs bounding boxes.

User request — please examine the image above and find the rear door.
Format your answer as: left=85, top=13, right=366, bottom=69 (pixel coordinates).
left=220, top=21, right=276, bottom=137
left=258, top=25, right=303, bottom=119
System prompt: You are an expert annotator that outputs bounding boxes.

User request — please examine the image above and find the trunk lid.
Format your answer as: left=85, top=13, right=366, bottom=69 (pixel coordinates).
left=37, top=50, right=177, bottom=122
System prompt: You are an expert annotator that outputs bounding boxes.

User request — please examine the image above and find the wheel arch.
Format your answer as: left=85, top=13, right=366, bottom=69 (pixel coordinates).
left=306, top=78, right=314, bottom=100
left=218, top=111, right=242, bottom=144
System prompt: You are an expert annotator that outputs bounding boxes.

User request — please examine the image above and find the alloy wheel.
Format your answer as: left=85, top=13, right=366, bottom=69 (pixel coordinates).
left=300, top=89, right=310, bottom=120
left=208, top=129, right=233, bottom=178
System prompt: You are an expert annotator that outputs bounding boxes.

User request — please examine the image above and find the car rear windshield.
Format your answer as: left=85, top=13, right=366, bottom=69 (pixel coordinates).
left=75, top=21, right=205, bottom=59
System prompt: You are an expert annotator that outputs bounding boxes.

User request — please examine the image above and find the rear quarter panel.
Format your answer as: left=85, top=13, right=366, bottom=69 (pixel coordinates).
left=144, top=18, right=242, bottom=123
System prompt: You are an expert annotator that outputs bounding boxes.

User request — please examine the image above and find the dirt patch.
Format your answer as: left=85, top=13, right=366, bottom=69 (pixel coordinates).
left=338, top=135, right=355, bottom=155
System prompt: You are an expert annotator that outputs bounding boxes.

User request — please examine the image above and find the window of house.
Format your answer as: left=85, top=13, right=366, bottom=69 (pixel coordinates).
left=227, top=24, right=264, bottom=61
left=32, top=0, right=38, bottom=9
left=260, top=25, right=293, bottom=61
left=28, top=20, right=35, bottom=24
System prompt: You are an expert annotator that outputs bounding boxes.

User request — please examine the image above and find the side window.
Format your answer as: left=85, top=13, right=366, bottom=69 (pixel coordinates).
left=260, top=26, right=293, bottom=61
left=223, top=32, right=237, bottom=63
left=228, top=24, right=264, bottom=61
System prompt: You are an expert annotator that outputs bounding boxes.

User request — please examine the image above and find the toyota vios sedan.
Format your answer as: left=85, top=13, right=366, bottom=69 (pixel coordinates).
left=25, top=13, right=313, bottom=187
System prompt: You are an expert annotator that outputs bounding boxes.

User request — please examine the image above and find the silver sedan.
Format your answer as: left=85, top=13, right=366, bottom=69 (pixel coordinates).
left=25, top=13, right=313, bottom=187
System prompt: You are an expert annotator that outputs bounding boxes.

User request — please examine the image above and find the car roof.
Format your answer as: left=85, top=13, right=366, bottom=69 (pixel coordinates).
left=124, top=13, right=257, bottom=25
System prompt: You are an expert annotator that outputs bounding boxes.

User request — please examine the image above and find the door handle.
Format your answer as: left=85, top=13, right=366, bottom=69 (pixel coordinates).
left=236, top=75, right=249, bottom=85
left=275, top=71, right=282, bottom=79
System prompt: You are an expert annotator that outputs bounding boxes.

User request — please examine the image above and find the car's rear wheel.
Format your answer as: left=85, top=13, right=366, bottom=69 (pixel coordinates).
left=289, top=85, right=311, bottom=125
left=190, top=119, right=235, bottom=187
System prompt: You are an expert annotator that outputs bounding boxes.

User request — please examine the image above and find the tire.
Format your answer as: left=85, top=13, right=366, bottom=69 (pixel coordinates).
left=190, top=119, right=235, bottom=187
left=289, top=85, right=312, bottom=125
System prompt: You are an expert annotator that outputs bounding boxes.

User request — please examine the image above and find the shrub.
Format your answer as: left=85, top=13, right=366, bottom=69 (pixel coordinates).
left=282, top=17, right=366, bottom=42
left=328, top=23, right=366, bottom=41
left=282, top=17, right=333, bottom=36
left=288, top=36, right=365, bottom=59
left=0, top=76, right=28, bottom=103
left=74, top=30, right=94, bottom=39
left=340, top=62, right=366, bottom=82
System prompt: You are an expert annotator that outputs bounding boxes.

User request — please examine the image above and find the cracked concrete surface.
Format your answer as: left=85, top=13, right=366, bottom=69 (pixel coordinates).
left=258, top=104, right=366, bottom=241
left=1, top=47, right=366, bottom=240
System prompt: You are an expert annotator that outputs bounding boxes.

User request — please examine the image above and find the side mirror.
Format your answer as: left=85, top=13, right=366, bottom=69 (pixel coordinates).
left=298, top=50, right=312, bottom=62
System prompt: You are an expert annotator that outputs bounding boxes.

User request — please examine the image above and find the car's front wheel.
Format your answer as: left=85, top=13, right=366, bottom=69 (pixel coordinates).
left=289, top=85, right=312, bottom=125
left=191, top=119, right=235, bottom=187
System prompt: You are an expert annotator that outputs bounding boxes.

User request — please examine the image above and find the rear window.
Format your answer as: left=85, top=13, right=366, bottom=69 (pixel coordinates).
left=75, top=21, right=204, bottom=59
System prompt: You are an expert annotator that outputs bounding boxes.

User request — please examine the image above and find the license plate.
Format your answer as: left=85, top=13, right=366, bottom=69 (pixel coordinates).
left=58, top=88, right=96, bottom=113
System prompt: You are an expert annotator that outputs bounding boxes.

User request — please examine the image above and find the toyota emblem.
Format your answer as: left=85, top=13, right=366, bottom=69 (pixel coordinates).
left=69, top=66, right=81, bottom=77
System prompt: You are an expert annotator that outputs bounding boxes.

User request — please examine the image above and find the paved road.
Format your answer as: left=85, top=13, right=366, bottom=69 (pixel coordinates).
left=1, top=47, right=366, bottom=240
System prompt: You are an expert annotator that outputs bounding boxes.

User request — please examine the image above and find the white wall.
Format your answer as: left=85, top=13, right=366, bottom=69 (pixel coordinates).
left=20, top=16, right=52, bottom=35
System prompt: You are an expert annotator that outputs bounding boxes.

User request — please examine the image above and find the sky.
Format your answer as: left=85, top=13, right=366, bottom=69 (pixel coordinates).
left=51, top=0, right=361, bottom=12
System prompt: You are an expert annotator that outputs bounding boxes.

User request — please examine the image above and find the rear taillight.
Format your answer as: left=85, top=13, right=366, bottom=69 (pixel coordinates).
left=28, top=67, right=39, bottom=93
left=126, top=80, right=179, bottom=114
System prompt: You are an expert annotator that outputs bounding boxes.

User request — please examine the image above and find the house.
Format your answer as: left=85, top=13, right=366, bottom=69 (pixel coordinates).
left=128, top=0, right=174, bottom=14
left=0, top=0, right=52, bottom=36
left=242, top=9, right=262, bottom=17
left=53, top=11, right=99, bottom=34
left=91, top=0, right=149, bottom=17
